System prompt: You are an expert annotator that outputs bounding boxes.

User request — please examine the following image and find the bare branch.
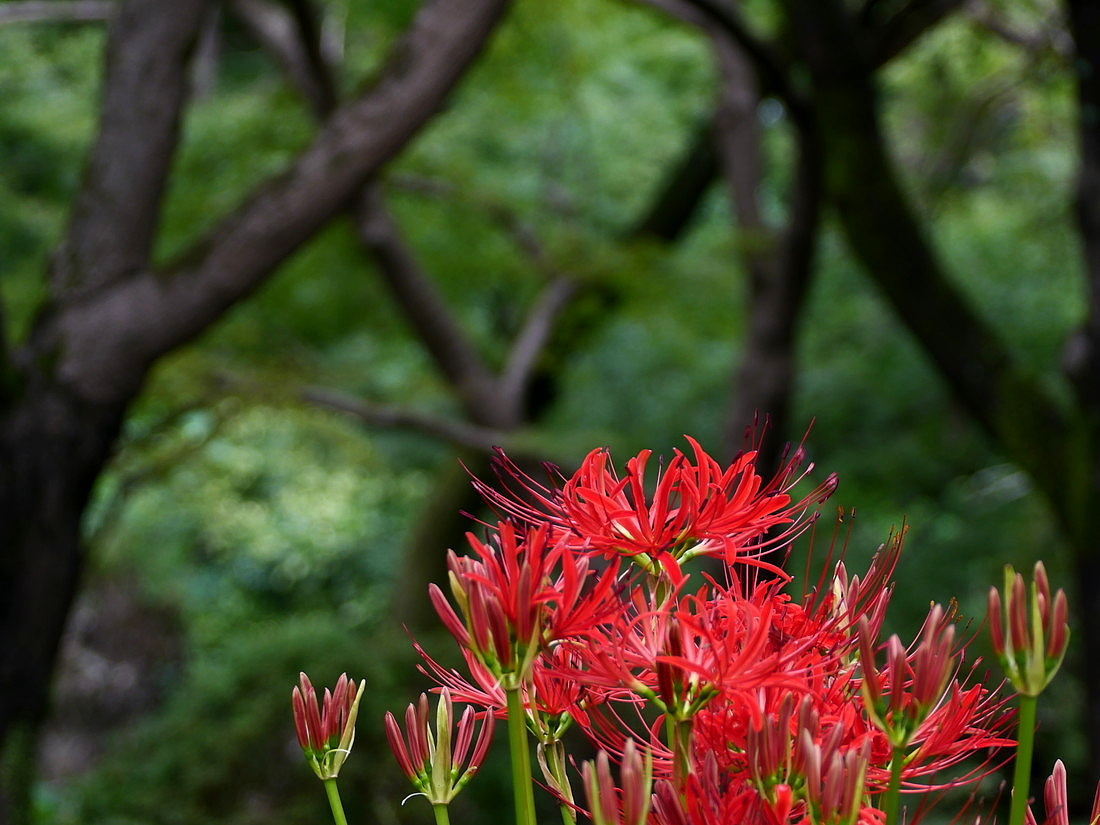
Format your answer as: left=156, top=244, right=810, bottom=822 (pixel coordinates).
left=0, top=1, right=114, bottom=24
left=47, top=0, right=211, bottom=301
left=352, top=185, right=504, bottom=425
left=674, top=0, right=804, bottom=117
left=300, top=387, right=512, bottom=452
left=965, top=0, right=1071, bottom=60
left=863, top=0, right=969, bottom=65
left=228, top=0, right=336, bottom=115
left=45, top=0, right=510, bottom=406
left=498, top=277, right=578, bottom=411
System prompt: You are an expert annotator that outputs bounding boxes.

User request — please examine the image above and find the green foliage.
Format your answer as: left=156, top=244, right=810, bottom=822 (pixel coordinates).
left=48, top=613, right=397, bottom=825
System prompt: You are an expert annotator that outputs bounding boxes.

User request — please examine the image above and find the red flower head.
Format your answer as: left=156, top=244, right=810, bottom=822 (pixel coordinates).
left=429, top=520, right=621, bottom=689
left=473, top=437, right=836, bottom=584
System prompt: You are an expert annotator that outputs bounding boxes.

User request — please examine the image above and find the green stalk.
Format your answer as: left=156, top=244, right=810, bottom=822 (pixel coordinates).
left=433, top=803, right=452, bottom=825
left=882, top=745, right=905, bottom=825
left=541, top=740, right=577, bottom=825
left=663, top=715, right=693, bottom=787
left=1008, top=694, right=1039, bottom=825
left=323, top=779, right=348, bottom=825
left=506, top=687, right=538, bottom=825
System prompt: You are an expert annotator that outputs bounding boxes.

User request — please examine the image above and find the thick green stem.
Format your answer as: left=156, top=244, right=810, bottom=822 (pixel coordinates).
left=323, top=778, right=348, bottom=825
left=506, top=687, right=538, bottom=825
left=433, top=803, right=452, bottom=825
left=663, top=715, right=694, bottom=787
left=882, top=745, right=905, bottom=825
left=1009, top=694, right=1040, bottom=825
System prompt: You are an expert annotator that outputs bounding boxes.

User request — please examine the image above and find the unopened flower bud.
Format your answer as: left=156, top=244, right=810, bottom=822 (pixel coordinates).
left=988, top=562, right=1070, bottom=697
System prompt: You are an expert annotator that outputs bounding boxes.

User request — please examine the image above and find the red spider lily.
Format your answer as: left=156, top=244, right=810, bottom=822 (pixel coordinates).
left=581, top=740, right=653, bottom=825
left=857, top=604, right=958, bottom=748
left=886, top=678, right=1015, bottom=788
left=383, top=688, right=495, bottom=806
left=563, top=581, right=790, bottom=719
left=988, top=562, right=1070, bottom=697
left=291, top=672, right=365, bottom=780
left=430, top=520, right=621, bottom=688
left=472, top=437, right=836, bottom=583
left=415, top=639, right=602, bottom=746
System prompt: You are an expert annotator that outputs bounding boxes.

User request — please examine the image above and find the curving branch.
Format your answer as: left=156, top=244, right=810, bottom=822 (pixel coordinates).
left=352, top=186, right=505, bottom=424
left=40, top=0, right=511, bottom=406
left=300, top=387, right=514, bottom=452
left=860, top=0, right=968, bottom=65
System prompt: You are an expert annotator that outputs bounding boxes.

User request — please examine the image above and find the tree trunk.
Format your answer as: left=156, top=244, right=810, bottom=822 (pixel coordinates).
left=0, top=388, right=126, bottom=824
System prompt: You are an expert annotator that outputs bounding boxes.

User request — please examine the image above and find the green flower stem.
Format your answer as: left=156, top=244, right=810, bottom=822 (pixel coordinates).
left=323, top=779, right=348, bottom=825
left=882, top=744, right=905, bottom=825
left=506, top=687, right=538, bottom=825
left=663, top=715, right=694, bottom=786
left=1008, top=694, right=1039, bottom=825
left=433, top=803, right=452, bottom=825
left=542, top=741, right=577, bottom=825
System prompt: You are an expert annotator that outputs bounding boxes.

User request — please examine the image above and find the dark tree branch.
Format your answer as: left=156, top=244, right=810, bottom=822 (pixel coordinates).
left=228, top=0, right=332, bottom=115
left=0, top=1, right=114, bottom=24
left=860, top=0, right=968, bottom=65
left=966, top=0, right=1071, bottom=59
left=1065, top=2, right=1100, bottom=785
left=352, top=186, right=505, bottom=424
left=300, top=387, right=513, bottom=452
left=40, top=0, right=510, bottom=406
left=499, top=276, right=578, bottom=412
left=1067, top=0, right=1100, bottom=412
left=46, top=0, right=211, bottom=301
left=237, top=0, right=575, bottom=433
left=695, top=7, right=824, bottom=465
left=676, top=0, right=806, bottom=122
left=632, top=0, right=966, bottom=243
left=784, top=0, right=1079, bottom=512
left=630, top=118, right=719, bottom=241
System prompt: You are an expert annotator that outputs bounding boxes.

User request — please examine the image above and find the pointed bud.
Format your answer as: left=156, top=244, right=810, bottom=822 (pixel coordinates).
left=988, top=563, right=1070, bottom=697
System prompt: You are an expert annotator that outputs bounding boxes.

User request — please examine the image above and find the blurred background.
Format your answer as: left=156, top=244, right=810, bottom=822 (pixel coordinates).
left=0, top=0, right=1092, bottom=822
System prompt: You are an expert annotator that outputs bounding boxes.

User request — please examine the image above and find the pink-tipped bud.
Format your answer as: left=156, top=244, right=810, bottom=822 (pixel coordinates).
left=291, top=672, right=365, bottom=780
left=582, top=740, right=653, bottom=825
left=384, top=689, right=495, bottom=806
left=988, top=563, right=1071, bottom=697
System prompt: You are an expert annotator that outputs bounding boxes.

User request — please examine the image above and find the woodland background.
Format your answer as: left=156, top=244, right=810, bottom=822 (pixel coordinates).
left=0, top=0, right=1096, bottom=823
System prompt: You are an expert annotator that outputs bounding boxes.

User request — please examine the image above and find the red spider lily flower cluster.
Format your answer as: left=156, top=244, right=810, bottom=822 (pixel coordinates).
left=472, top=436, right=837, bottom=583
left=291, top=672, right=365, bottom=780
left=389, top=442, right=1020, bottom=825
left=382, top=437, right=1020, bottom=825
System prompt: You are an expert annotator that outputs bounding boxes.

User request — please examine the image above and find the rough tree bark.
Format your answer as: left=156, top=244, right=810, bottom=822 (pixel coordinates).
left=0, top=0, right=510, bottom=818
